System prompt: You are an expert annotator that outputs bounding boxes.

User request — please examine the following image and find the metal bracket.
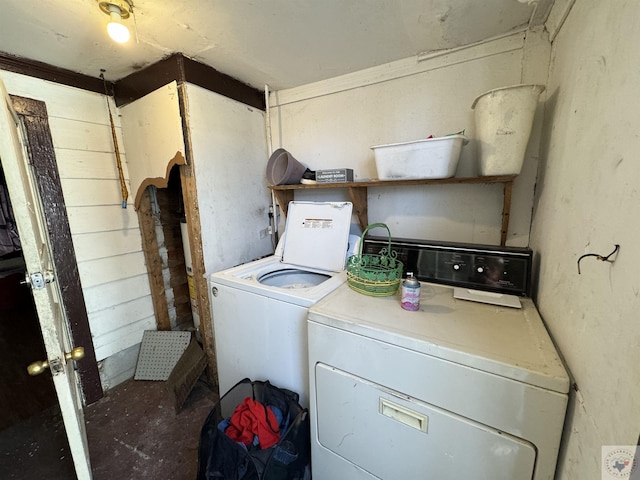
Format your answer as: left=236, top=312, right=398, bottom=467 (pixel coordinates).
left=96, top=0, right=132, bottom=19
left=22, top=270, right=55, bottom=290
left=49, top=357, right=65, bottom=375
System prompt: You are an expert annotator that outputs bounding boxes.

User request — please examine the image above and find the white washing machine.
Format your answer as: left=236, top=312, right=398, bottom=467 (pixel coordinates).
left=209, top=201, right=353, bottom=407
left=307, top=240, right=569, bottom=480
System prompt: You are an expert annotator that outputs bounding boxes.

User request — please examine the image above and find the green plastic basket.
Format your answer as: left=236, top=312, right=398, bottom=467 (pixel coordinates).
left=346, top=223, right=403, bottom=297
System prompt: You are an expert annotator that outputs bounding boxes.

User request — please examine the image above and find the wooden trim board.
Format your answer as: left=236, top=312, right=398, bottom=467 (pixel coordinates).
left=11, top=94, right=103, bottom=404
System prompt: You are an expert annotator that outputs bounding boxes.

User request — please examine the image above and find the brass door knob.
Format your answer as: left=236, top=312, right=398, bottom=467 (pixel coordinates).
left=27, top=347, right=85, bottom=376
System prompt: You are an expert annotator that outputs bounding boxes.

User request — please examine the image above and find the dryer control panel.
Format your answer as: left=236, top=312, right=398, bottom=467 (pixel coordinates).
left=362, top=237, right=532, bottom=297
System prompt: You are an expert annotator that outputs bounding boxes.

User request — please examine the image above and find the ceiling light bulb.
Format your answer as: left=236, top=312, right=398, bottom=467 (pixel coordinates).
left=106, top=5, right=130, bottom=43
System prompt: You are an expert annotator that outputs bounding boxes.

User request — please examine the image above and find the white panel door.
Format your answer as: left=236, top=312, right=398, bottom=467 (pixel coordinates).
left=0, top=78, right=92, bottom=479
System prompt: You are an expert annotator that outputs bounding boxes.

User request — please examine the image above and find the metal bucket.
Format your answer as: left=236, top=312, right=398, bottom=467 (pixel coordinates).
left=471, top=84, right=545, bottom=176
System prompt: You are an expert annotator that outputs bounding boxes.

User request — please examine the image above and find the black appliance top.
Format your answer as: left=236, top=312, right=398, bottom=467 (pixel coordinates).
left=362, top=236, right=533, bottom=297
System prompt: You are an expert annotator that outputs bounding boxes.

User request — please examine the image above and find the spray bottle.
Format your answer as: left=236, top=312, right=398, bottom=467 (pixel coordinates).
left=401, top=272, right=420, bottom=311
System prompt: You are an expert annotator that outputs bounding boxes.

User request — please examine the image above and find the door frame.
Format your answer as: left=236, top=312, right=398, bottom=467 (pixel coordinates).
left=9, top=94, right=102, bottom=404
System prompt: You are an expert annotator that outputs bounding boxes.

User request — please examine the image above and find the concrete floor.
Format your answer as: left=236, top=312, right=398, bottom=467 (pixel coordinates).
left=0, top=375, right=218, bottom=479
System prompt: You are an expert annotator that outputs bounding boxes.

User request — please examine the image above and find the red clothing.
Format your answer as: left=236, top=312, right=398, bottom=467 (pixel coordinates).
left=226, top=397, right=280, bottom=449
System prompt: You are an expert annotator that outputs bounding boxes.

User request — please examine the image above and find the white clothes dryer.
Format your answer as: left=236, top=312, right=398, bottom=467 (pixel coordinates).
left=209, top=201, right=353, bottom=407
left=307, top=282, right=569, bottom=480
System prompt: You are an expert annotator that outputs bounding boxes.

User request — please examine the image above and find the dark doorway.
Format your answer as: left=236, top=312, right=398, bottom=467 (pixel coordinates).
left=0, top=255, right=57, bottom=429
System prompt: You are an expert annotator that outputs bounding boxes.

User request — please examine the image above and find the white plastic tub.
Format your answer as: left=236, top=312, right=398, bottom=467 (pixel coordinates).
left=472, top=84, right=545, bottom=176
left=372, top=135, right=467, bottom=180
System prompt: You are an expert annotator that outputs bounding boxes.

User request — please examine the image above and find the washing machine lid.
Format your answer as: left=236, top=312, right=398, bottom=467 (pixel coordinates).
left=280, top=201, right=353, bottom=272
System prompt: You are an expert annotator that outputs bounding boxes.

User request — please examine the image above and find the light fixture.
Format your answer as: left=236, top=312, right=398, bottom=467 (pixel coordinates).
left=97, top=1, right=133, bottom=43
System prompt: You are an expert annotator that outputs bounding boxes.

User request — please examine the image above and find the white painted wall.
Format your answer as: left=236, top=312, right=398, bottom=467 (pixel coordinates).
left=532, top=0, right=640, bottom=477
left=185, top=84, right=274, bottom=275
left=0, top=71, right=153, bottom=385
left=120, top=81, right=185, bottom=208
left=268, top=32, right=549, bottom=246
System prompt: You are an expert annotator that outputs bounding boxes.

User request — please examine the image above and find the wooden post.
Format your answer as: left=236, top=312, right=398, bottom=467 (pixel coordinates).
left=177, top=84, right=219, bottom=391
left=501, top=181, right=513, bottom=246
left=137, top=189, right=172, bottom=331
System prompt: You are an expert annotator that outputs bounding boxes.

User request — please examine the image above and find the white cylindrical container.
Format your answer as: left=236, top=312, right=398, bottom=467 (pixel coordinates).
left=471, top=84, right=545, bottom=176
left=401, top=272, right=420, bottom=311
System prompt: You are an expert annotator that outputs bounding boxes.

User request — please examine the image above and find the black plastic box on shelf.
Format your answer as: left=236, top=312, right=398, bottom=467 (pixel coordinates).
left=316, top=168, right=354, bottom=183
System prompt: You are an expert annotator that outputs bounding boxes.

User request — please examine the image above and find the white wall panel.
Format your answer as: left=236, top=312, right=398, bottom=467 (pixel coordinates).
left=186, top=84, right=273, bottom=274
left=77, top=252, right=148, bottom=289
left=531, top=0, right=640, bottom=477
left=49, top=116, right=126, bottom=153
left=55, top=150, right=124, bottom=180
left=119, top=81, right=185, bottom=208
left=83, top=275, right=151, bottom=314
left=72, top=230, right=142, bottom=262
left=66, top=205, right=140, bottom=234
left=366, top=184, right=504, bottom=241
left=93, top=316, right=157, bottom=361
left=88, top=296, right=155, bottom=338
left=60, top=178, right=131, bottom=207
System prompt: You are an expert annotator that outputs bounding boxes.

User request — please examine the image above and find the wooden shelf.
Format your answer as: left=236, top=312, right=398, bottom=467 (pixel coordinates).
left=269, top=175, right=517, bottom=246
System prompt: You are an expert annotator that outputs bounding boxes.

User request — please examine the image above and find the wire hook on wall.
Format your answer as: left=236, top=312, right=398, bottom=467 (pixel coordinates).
left=577, top=244, right=620, bottom=274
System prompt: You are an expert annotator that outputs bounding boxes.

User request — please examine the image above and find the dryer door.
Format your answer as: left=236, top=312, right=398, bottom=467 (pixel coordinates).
left=314, top=364, right=536, bottom=480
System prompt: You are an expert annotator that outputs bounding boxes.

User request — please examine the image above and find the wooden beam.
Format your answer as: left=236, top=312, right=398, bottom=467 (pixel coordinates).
left=272, top=190, right=294, bottom=217
left=113, top=53, right=264, bottom=110
left=137, top=189, right=172, bottom=331
left=0, top=52, right=108, bottom=95
left=177, top=84, right=218, bottom=391
left=501, top=181, right=513, bottom=246
left=347, top=186, right=368, bottom=231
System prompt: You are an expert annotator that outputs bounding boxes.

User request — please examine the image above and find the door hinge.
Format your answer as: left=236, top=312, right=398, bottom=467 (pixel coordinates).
left=22, top=270, right=55, bottom=290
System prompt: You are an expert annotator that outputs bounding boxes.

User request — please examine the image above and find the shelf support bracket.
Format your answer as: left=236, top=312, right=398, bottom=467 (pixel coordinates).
left=500, top=180, right=513, bottom=246
left=347, top=186, right=368, bottom=231
left=272, top=190, right=294, bottom=217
